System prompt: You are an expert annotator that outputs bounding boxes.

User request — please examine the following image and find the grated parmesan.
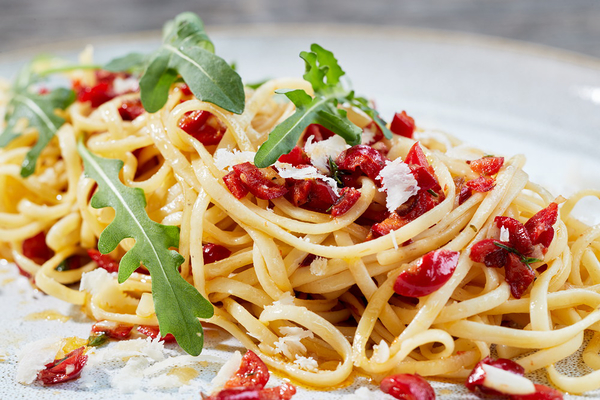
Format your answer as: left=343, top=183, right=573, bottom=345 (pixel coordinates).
left=16, top=337, right=62, bottom=384
left=274, top=326, right=314, bottom=360
left=80, top=268, right=116, bottom=296
left=293, top=355, right=319, bottom=372
left=213, top=148, right=256, bottom=171
left=304, top=135, right=349, bottom=173
left=376, top=158, right=420, bottom=212
left=275, top=162, right=340, bottom=195
left=309, top=256, right=328, bottom=276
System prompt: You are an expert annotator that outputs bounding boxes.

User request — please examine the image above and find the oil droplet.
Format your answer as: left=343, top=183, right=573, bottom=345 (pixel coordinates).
left=167, top=366, right=199, bottom=384
left=24, top=310, right=71, bottom=323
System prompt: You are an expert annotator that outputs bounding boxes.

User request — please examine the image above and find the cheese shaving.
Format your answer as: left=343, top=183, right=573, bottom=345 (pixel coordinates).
left=213, top=148, right=256, bottom=171
left=304, top=135, right=349, bottom=173
left=376, top=158, right=420, bottom=212
left=309, top=256, right=328, bottom=276
left=274, top=326, right=314, bottom=360
left=16, top=337, right=62, bottom=384
left=275, top=161, right=340, bottom=195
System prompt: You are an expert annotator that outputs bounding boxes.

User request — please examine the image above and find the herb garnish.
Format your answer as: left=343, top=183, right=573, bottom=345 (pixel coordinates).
left=77, top=140, right=213, bottom=356
left=0, top=62, right=75, bottom=177
left=254, top=44, right=390, bottom=168
left=106, top=12, right=244, bottom=114
left=493, top=242, right=542, bottom=267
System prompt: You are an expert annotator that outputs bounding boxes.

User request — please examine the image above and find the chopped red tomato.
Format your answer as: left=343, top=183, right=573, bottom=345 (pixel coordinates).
left=180, top=84, right=193, bottom=96
left=336, top=145, right=388, bottom=180
left=409, top=165, right=439, bottom=192
left=277, top=146, right=310, bottom=166
left=524, top=202, right=558, bottom=249
left=466, top=357, right=525, bottom=396
left=505, top=253, right=535, bottom=299
left=466, top=175, right=496, bottom=192
left=87, top=249, right=120, bottom=273
left=330, top=187, right=361, bottom=217
left=203, top=243, right=232, bottom=264
left=37, top=346, right=88, bottom=385
left=509, top=384, right=564, bottom=400
left=223, top=171, right=250, bottom=199
left=232, top=163, right=288, bottom=200
left=302, top=123, right=335, bottom=143
left=74, top=71, right=135, bottom=108
left=118, top=98, right=144, bottom=121
left=454, top=177, right=473, bottom=205
left=380, top=373, right=435, bottom=400
left=404, top=142, right=429, bottom=169
left=469, top=156, right=504, bottom=176
left=495, top=216, right=533, bottom=255
left=470, top=239, right=508, bottom=268
left=136, top=325, right=176, bottom=343
left=178, top=110, right=226, bottom=146
left=22, top=231, right=53, bottom=263
left=224, top=350, right=270, bottom=390
left=393, top=249, right=459, bottom=298
left=389, top=111, right=416, bottom=139
left=370, top=212, right=405, bottom=238
left=286, top=179, right=337, bottom=213
left=91, top=320, right=133, bottom=339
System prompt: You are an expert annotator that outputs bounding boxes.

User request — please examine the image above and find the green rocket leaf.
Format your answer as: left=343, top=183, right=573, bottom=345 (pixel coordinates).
left=77, top=140, right=214, bottom=356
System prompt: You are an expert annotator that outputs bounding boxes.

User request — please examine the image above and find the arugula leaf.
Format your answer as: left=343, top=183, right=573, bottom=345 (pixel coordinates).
left=77, top=140, right=214, bottom=356
left=0, top=63, right=75, bottom=177
left=107, top=12, right=244, bottom=114
left=254, top=43, right=388, bottom=167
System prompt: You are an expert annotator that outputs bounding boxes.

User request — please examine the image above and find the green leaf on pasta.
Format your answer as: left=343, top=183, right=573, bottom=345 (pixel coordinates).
left=77, top=140, right=214, bottom=356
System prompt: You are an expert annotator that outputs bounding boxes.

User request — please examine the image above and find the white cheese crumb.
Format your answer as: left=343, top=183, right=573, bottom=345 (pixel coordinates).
left=361, top=127, right=377, bottom=145
left=293, top=355, right=319, bottom=372
left=213, top=148, right=256, bottom=171
left=113, top=77, right=139, bottom=95
left=210, top=350, right=242, bottom=392
left=371, top=340, right=390, bottom=364
left=342, top=387, right=395, bottom=400
left=275, top=162, right=340, bottom=195
left=91, top=337, right=168, bottom=363
left=80, top=268, right=116, bottom=296
left=274, top=326, right=314, bottom=360
left=499, top=226, right=510, bottom=242
left=111, top=357, right=149, bottom=393
left=376, top=158, right=420, bottom=212
left=16, top=337, right=62, bottom=384
left=309, top=256, right=328, bottom=276
left=304, top=135, right=349, bottom=173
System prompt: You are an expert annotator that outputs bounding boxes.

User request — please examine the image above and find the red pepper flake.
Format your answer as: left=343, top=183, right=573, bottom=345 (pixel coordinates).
left=389, top=111, right=416, bottom=139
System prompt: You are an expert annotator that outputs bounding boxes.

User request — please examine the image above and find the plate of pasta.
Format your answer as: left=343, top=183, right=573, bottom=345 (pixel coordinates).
left=1, top=12, right=600, bottom=400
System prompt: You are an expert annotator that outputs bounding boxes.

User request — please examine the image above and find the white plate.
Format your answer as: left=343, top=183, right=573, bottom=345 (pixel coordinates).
left=1, top=25, right=600, bottom=399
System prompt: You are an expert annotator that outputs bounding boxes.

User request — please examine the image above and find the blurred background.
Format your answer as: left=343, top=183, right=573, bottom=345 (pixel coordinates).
left=1, top=0, right=600, bottom=58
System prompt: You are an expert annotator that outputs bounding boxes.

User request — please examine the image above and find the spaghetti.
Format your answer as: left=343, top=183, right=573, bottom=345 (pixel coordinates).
left=2, top=48, right=600, bottom=396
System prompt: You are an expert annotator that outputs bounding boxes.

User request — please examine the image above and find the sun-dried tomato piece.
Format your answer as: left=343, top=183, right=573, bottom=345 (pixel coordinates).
left=224, top=350, right=270, bottom=390
left=466, top=175, right=496, bottom=192
left=118, top=98, right=144, bottom=121
left=233, top=163, right=288, bottom=200
left=22, top=231, right=53, bottom=264
left=76, top=81, right=115, bottom=107
left=87, top=249, right=120, bottom=273
left=469, top=157, right=504, bottom=176
left=336, top=145, right=388, bottom=180
left=509, top=384, right=564, bottom=400
left=466, top=356, right=526, bottom=396
left=180, top=84, right=193, bottom=96
left=390, top=111, right=416, bottom=139
left=136, top=325, right=176, bottom=343
left=286, top=179, right=337, bottom=213
left=37, top=346, right=88, bottom=385
left=454, top=177, right=473, bottom=205
left=223, top=171, right=250, bottom=199
left=178, top=110, right=226, bottom=146
left=495, top=216, right=533, bottom=255
left=91, top=320, right=133, bottom=339
left=409, top=165, right=439, bottom=192
left=302, top=123, right=335, bottom=143
left=470, top=239, right=508, bottom=268
left=524, top=202, right=558, bottom=249
left=505, top=253, right=535, bottom=299
left=404, top=142, right=429, bottom=169
left=203, top=243, right=232, bottom=264
left=370, top=212, right=405, bottom=238
left=393, top=249, right=459, bottom=298
left=277, top=146, right=310, bottom=166
left=330, top=187, right=361, bottom=217
left=380, top=373, right=435, bottom=400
